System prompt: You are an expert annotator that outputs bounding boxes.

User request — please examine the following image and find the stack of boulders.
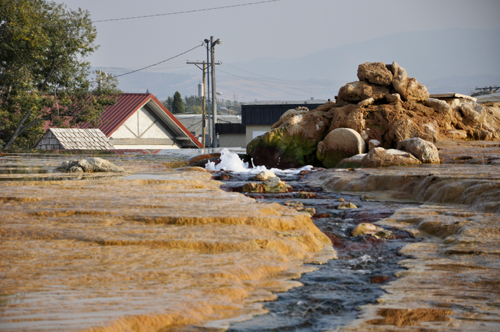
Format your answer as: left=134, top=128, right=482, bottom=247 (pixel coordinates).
left=246, top=62, right=500, bottom=168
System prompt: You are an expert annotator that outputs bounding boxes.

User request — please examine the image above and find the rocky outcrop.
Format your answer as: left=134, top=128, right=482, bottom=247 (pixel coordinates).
left=352, top=223, right=392, bottom=238
left=246, top=62, right=500, bottom=169
left=397, top=138, right=440, bottom=163
left=253, top=170, right=276, bottom=181
left=242, top=175, right=291, bottom=193
left=57, top=158, right=125, bottom=173
left=391, top=61, right=430, bottom=102
left=247, top=111, right=330, bottom=168
left=317, top=128, right=366, bottom=168
left=360, top=147, right=422, bottom=167
left=271, top=107, right=309, bottom=129
left=337, top=81, right=390, bottom=103
left=336, top=153, right=366, bottom=168
left=357, top=62, right=393, bottom=86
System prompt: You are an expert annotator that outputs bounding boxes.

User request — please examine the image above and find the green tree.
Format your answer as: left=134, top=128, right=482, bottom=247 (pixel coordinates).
left=171, top=91, right=185, bottom=114
left=184, top=95, right=203, bottom=114
left=0, top=0, right=120, bottom=149
left=162, top=96, right=173, bottom=111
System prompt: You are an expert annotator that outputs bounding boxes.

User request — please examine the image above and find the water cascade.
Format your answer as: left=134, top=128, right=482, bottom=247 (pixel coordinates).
left=1, top=146, right=500, bottom=331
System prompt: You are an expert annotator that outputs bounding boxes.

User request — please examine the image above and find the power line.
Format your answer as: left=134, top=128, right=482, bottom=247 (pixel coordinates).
left=218, top=68, right=339, bottom=88
left=93, top=0, right=282, bottom=23
left=0, top=0, right=282, bottom=31
left=114, top=44, right=202, bottom=77
left=222, top=64, right=340, bottom=87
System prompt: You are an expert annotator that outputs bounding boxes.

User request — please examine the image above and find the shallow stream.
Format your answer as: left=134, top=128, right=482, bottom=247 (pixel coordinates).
left=218, top=170, right=419, bottom=331
left=1, top=150, right=499, bottom=331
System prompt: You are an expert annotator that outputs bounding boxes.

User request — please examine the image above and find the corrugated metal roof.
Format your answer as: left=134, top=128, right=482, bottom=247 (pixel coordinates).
left=81, top=93, right=149, bottom=136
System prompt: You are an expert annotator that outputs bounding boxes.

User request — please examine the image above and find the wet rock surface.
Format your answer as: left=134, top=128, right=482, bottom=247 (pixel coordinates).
left=0, top=152, right=333, bottom=332
left=220, top=169, right=420, bottom=332
left=305, top=151, right=500, bottom=331
left=57, top=157, right=125, bottom=173
left=1, top=145, right=500, bottom=332
left=397, top=137, right=440, bottom=163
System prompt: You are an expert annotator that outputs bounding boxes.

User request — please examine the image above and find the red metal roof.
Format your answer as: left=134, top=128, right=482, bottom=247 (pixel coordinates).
left=82, top=93, right=202, bottom=148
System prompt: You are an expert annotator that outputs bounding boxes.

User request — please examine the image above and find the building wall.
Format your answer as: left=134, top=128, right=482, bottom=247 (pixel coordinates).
left=35, top=131, right=64, bottom=150
left=219, top=133, right=247, bottom=148
left=176, top=114, right=242, bottom=137
left=112, top=144, right=180, bottom=150
left=110, top=106, right=178, bottom=148
left=245, top=125, right=271, bottom=145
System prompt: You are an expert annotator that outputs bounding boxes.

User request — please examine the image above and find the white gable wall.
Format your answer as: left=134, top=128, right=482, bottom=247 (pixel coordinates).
left=110, top=105, right=180, bottom=149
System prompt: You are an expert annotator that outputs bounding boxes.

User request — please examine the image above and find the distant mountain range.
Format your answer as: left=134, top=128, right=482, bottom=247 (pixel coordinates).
left=97, top=28, right=500, bottom=101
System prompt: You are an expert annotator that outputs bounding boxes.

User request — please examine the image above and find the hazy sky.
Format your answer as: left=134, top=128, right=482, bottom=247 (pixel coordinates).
left=54, top=0, right=500, bottom=73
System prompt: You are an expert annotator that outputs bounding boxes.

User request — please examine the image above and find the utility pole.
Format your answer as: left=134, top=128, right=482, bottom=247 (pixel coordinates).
left=187, top=56, right=221, bottom=148
left=187, top=61, right=207, bottom=148
left=201, top=38, right=222, bottom=148
left=210, top=36, right=221, bottom=149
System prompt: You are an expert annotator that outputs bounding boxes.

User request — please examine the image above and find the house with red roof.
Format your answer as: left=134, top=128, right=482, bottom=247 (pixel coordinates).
left=81, top=93, right=202, bottom=149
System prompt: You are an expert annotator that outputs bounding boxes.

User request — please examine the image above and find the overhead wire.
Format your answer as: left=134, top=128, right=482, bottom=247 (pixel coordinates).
left=114, top=44, right=202, bottom=77
left=218, top=69, right=326, bottom=91
left=222, top=63, right=341, bottom=87
left=93, top=0, right=282, bottom=23
left=0, top=0, right=282, bottom=31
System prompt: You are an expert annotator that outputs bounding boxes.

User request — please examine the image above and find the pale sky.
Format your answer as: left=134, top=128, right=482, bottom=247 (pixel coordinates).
left=55, top=0, right=500, bottom=71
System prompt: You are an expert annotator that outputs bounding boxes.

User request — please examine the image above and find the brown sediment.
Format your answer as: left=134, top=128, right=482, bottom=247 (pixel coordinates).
left=0, top=166, right=334, bottom=332
left=0, top=196, right=41, bottom=202
left=367, top=308, right=454, bottom=326
left=308, top=149, right=500, bottom=331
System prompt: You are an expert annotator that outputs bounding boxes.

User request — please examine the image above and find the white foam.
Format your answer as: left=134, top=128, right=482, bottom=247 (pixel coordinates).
left=205, top=148, right=313, bottom=174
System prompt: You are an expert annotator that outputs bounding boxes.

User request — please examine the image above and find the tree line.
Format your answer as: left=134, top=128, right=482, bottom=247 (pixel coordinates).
left=162, top=91, right=242, bottom=115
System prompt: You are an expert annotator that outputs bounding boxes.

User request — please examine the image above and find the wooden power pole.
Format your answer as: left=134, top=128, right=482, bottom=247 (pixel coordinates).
left=187, top=61, right=208, bottom=148
left=187, top=54, right=221, bottom=148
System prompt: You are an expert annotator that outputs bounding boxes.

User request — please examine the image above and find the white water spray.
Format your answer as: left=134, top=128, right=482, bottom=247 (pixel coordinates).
left=205, top=148, right=313, bottom=175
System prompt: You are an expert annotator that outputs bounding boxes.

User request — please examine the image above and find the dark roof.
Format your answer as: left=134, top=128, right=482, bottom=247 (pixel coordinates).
left=82, top=93, right=203, bottom=148
left=242, top=103, right=323, bottom=125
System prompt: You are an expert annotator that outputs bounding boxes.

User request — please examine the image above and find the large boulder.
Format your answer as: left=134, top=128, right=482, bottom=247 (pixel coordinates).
left=317, top=128, right=366, bottom=168
left=391, top=61, right=430, bottom=102
left=397, top=138, right=440, bottom=163
left=425, top=98, right=452, bottom=116
left=460, top=102, right=482, bottom=122
left=361, top=147, right=422, bottom=167
left=336, top=153, right=366, bottom=168
left=271, top=107, right=309, bottom=129
left=325, top=104, right=366, bottom=134
left=338, top=81, right=390, bottom=103
left=458, top=102, right=500, bottom=140
left=386, top=117, right=438, bottom=144
left=57, top=158, right=125, bottom=173
left=357, top=62, right=393, bottom=86
left=247, top=112, right=330, bottom=168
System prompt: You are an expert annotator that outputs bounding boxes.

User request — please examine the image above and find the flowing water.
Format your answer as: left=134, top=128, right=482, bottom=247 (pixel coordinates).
left=1, top=149, right=499, bottom=331
left=220, top=171, right=419, bottom=332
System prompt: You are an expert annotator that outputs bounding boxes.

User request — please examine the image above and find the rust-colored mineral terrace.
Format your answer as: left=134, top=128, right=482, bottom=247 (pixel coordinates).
left=305, top=141, right=500, bottom=331
left=0, top=154, right=334, bottom=331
